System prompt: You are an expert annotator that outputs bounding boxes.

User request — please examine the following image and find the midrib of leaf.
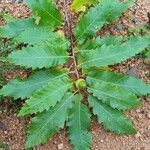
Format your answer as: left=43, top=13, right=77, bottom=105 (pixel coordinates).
left=78, top=49, right=128, bottom=67
left=9, top=73, right=68, bottom=90
left=32, top=92, right=76, bottom=140
left=78, top=42, right=143, bottom=67
left=76, top=49, right=95, bottom=52
left=25, top=83, right=72, bottom=109
left=46, top=41, right=69, bottom=48
left=88, top=76, right=143, bottom=91
left=91, top=98, right=130, bottom=131
left=76, top=98, right=88, bottom=149
left=88, top=87, right=132, bottom=102
left=77, top=99, right=83, bottom=150
left=13, top=56, right=70, bottom=59
left=15, top=28, right=69, bottom=49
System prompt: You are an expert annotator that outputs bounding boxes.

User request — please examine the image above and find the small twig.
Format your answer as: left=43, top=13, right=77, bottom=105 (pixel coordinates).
left=71, top=46, right=80, bottom=79
left=63, top=0, right=79, bottom=79
left=68, top=62, right=74, bottom=71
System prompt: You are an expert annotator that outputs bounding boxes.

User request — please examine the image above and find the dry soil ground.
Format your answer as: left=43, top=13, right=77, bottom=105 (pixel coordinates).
left=0, top=0, right=150, bottom=150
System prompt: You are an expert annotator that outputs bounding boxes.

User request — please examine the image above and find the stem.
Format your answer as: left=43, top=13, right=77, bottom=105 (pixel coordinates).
left=68, top=62, right=74, bottom=71
left=72, top=45, right=80, bottom=79
left=63, top=0, right=80, bottom=79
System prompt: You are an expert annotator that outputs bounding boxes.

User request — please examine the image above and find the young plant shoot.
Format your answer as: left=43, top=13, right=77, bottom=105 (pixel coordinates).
left=0, top=0, right=150, bottom=149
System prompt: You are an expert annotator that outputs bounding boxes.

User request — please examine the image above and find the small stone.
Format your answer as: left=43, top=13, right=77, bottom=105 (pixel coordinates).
left=140, top=109, right=144, bottom=114
left=58, top=143, right=63, bottom=150
left=3, top=109, right=7, bottom=113
left=4, top=131, right=8, bottom=135
left=136, top=109, right=144, bottom=114
left=146, top=113, right=150, bottom=119
left=140, top=147, right=145, bottom=150
left=132, top=18, right=139, bottom=24
left=105, top=138, right=108, bottom=142
left=116, top=24, right=124, bottom=30
left=138, top=114, right=142, bottom=119
left=127, top=67, right=139, bottom=78
left=0, top=121, right=7, bottom=131
left=136, top=109, right=141, bottom=113
left=100, top=139, right=104, bottom=143
left=135, top=132, right=141, bottom=139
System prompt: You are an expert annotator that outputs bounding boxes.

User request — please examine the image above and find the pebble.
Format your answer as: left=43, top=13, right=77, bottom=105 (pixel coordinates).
left=0, top=121, right=7, bottom=131
left=58, top=143, right=64, bottom=150
left=105, top=138, right=109, bottom=142
left=135, top=132, right=142, bottom=139
left=12, top=0, right=23, bottom=3
left=116, top=24, right=124, bottom=30
left=146, top=113, right=150, bottom=119
left=138, top=114, right=142, bottom=119
left=132, top=18, right=140, bottom=24
left=4, top=130, right=8, bottom=135
left=3, top=109, right=7, bottom=113
left=127, top=67, right=139, bottom=77
left=140, top=147, right=146, bottom=150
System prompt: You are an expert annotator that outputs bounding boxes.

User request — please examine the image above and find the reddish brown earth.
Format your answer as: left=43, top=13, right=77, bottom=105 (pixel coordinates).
left=0, top=0, right=150, bottom=150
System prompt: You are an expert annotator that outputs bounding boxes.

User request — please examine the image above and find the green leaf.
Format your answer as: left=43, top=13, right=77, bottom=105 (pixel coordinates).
left=88, top=95, right=136, bottom=134
left=14, top=27, right=69, bottom=46
left=25, top=0, right=63, bottom=28
left=79, top=37, right=150, bottom=68
left=79, top=35, right=123, bottom=50
left=77, top=35, right=123, bottom=68
left=0, top=74, right=5, bottom=88
left=71, top=0, right=98, bottom=12
left=146, top=50, right=150, bottom=57
left=87, top=73, right=140, bottom=110
left=87, top=70, right=150, bottom=96
left=0, top=70, right=68, bottom=99
left=0, top=18, right=35, bottom=38
left=0, top=57, right=8, bottom=62
left=68, top=94, right=92, bottom=150
left=14, top=27, right=53, bottom=45
left=26, top=92, right=77, bottom=148
left=8, top=42, right=69, bottom=69
left=19, top=75, right=72, bottom=115
left=75, top=0, right=132, bottom=44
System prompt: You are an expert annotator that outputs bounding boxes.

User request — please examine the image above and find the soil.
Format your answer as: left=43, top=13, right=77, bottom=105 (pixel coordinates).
left=0, top=0, right=150, bottom=150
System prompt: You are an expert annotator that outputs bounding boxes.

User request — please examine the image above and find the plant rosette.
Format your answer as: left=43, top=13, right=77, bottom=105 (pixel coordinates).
left=0, top=0, right=150, bottom=149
